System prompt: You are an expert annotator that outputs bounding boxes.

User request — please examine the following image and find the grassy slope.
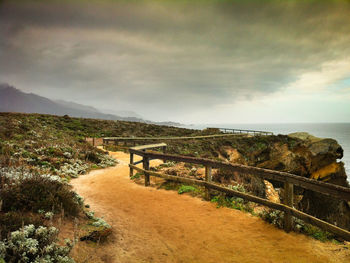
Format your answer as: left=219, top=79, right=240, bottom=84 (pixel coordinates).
left=0, top=112, right=303, bottom=181
left=0, top=113, right=204, bottom=236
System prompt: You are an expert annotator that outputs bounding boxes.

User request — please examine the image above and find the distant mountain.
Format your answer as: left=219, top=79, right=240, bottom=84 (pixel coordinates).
left=55, top=99, right=100, bottom=114
left=0, top=83, right=182, bottom=126
left=99, top=108, right=143, bottom=119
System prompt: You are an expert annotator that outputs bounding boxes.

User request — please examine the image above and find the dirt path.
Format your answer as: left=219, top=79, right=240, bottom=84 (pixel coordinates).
left=71, top=151, right=350, bottom=263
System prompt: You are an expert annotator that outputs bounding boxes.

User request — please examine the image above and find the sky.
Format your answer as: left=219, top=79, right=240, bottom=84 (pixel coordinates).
left=1, top=0, right=350, bottom=124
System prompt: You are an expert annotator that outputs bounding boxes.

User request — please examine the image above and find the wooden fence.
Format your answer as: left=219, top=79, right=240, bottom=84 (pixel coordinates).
left=209, top=127, right=273, bottom=136
left=128, top=143, right=350, bottom=241
left=102, top=129, right=273, bottom=148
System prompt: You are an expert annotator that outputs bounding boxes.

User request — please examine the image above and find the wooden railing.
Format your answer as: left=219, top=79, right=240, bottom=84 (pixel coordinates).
left=129, top=143, right=350, bottom=241
left=102, top=131, right=273, bottom=148
left=208, top=127, right=273, bottom=136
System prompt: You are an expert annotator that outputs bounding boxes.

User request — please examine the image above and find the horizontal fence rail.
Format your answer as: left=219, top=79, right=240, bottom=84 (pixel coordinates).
left=128, top=143, right=350, bottom=241
left=208, top=127, right=273, bottom=136
left=131, top=143, right=167, bottom=151
left=102, top=129, right=272, bottom=150
left=103, top=133, right=250, bottom=143
left=103, top=134, right=249, bottom=149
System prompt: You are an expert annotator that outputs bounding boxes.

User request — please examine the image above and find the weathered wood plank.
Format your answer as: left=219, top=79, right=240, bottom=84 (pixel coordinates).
left=129, top=153, right=134, bottom=178
left=283, top=182, right=294, bottom=232
left=208, top=127, right=273, bottom=135
left=205, top=166, right=212, bottom=200
left=131, top=143, right=167, bottom=151
left=143, top=157, right=150, bottom=186
left=104, top=133, right=247, bottom=142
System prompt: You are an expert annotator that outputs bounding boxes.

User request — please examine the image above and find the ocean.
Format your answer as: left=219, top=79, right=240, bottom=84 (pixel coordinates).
left=188, top=123, right=350, bottom=180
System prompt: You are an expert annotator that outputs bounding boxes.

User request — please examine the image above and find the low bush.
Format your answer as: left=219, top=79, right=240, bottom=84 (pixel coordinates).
left=84, top=151, right=101, bottom=163
left=80, top=211, right=112, bottom=242
left=0, top=212, right=44, bottom=240
left=259, top=209, right=336, bottom=242
left=211, top=195, right=253, bottom=213
left=1, top=174, right=81, bottom=217
left=259, top=209, right=284, bottom=229
left=0, top=224, right=74, bottom=263
left=178, top=185, right=198, bottom=194
left=130, top=173, right=141, bottom=180
left=302, top=224, right=334, bottom=242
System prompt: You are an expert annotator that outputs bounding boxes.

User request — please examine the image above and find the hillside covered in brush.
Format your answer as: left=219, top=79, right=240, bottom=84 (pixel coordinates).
left=1, top=112, right=349, bottom=259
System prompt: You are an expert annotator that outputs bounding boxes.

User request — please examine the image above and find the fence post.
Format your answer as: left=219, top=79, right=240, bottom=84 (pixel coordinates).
left=283, top=181, right=294, bottom=232
left=92, top=137, right=96, bottom=147
left=143, top=156, right=150, bottom=186
left=204, top=166, right=212, bottom=200
left=129, top=153, right=134, bottom=178
left=162, top=145, right=167, bottom=163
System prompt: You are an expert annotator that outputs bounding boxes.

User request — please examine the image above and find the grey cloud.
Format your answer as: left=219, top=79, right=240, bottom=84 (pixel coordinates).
left=1, top=0, right=350, bottom=121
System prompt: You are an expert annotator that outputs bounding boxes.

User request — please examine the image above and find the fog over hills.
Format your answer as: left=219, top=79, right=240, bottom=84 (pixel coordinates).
left=0, top=83, right=180, bottom=126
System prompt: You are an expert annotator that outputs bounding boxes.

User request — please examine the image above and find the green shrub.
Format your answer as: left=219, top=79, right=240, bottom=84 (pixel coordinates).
left=81, top=211, right=112, bottom=242
left=160, top=181, right=180, bottom=191
left=302, top=224, right=334, bottom=242
left=259, top=210, right=284, bottom=229
left=1, top=175, right=81, bottom=217
left=211, top=195, right=253, bottom=212
left=259, top=210, right=335, bottom=242
left=130, top=173, right=141, bottom=180
left=178, top=185, right=197, bottom=194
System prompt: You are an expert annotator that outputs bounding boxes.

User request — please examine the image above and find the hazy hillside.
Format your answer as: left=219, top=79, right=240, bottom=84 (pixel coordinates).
left=55, top=99, right=101, bottom=114
left=0, top=84, right=181, bottom=126
left=100, top=108, right=144, bottom=119
left=0, top=84, right=120, bottom=119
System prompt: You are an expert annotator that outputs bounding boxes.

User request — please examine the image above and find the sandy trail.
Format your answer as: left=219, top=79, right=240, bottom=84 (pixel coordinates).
left=71, top=151, right=349, bottom=263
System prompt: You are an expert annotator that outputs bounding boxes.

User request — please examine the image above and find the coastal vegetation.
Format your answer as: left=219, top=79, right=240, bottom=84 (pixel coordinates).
left=0, top=113, right=118, bottom=262
left=1, top=112, right=349, bottom=261
left=0, top=112, right=217, bottom=261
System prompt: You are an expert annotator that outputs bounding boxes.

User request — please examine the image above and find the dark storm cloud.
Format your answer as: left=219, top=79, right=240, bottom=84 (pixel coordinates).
left=1, top=0, right=350, bottom=120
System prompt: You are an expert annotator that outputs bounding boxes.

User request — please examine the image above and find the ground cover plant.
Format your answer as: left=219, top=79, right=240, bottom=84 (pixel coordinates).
left=0, top=113, right=120, bottom=261
left=0, top=224, right=74, bottom=263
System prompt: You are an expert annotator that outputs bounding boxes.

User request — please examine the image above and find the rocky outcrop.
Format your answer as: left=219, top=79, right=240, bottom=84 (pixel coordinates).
left=288, top=132, right=346, bottom=185
left=216, top=133, right=350, bottom=230
left=287, top=133, right=350, bottom=230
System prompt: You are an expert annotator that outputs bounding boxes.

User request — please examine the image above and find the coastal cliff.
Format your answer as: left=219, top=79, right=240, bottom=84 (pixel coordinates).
left=205, top=132, right=349, bottom=230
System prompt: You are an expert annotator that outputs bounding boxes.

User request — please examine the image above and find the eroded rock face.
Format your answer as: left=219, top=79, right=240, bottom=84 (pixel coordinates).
left=218, top=133, right=350, bottom=230
left=289, top=132, right=344, bottom=177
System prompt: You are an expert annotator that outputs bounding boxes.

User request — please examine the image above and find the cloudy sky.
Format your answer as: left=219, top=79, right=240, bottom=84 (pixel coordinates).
left=1, top=0, right=350, bottom=124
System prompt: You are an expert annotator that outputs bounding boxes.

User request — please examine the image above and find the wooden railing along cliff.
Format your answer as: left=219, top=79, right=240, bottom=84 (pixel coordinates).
left=100, top=128, right=273, bottom=148
left=127, top=143, right=350, bottom=241
left=208, top=127, right=273, bottom=136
